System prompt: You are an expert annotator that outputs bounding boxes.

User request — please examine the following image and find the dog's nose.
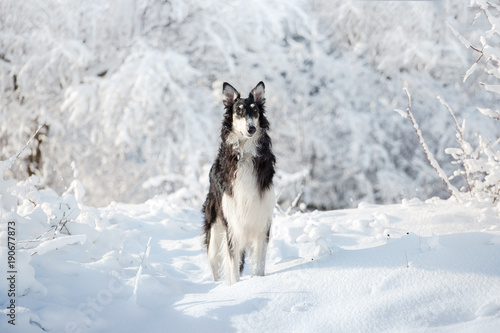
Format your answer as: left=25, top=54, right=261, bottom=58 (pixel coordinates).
left=248, top=126, right=256, bottom=135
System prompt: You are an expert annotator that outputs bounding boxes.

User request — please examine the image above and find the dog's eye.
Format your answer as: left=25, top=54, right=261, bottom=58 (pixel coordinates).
left=234, top=104, right=244, bottom=114
left=250, top=103, right=259, bottom=116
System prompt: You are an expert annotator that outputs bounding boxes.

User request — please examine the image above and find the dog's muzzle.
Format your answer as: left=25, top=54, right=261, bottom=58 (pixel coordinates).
left=247, top=118, right=256, bottom=137
left=248, top=125, right=256, bottom=136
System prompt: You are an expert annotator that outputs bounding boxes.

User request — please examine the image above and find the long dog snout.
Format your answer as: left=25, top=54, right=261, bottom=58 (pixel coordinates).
left=248, top=125, right=256, bottom=135
left=247, top=118, right=256, bottom=136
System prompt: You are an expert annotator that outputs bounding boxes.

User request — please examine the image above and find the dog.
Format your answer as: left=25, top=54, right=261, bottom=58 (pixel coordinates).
left=202, top=81, right=276, bottom=284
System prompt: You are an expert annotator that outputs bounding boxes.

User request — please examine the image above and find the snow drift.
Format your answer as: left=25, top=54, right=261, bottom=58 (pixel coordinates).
left=1, top=172, right=499, bottom=332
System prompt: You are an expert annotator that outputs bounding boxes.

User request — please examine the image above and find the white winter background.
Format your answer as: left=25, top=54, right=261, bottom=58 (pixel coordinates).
left=1, top=0, right=500, bottom=332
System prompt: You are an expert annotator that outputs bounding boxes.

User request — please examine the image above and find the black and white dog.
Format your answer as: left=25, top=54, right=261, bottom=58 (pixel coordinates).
left=202, top=81, right=275, bottom=284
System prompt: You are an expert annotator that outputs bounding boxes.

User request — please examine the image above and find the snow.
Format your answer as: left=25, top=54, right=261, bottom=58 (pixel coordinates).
left=1, top=188, right=500, bottom=332
left=31, top=234, right=87, bottom=256
left=1, top=1, right=500, bottom=332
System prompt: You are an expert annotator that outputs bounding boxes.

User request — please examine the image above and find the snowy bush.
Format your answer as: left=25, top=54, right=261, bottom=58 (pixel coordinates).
left=0, top=138, right=84, bottom=242
left=401, top=0, right=500, bottom=204
left=442, top=100, right=500, bottom=203
left=446, top=0, right=500, bottom=203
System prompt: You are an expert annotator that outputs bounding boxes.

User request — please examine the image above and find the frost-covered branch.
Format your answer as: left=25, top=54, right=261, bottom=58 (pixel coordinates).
left=0, top=125, right=43, bottom=173
left=437, top=96, right=472, bottom=195
left=400, top=88, right=461, bottom=200
left=442, top=0, right=500, bottom=203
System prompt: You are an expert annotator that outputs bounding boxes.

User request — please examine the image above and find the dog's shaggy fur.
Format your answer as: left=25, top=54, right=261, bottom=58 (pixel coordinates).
left=202, top=81, right=276, bottom=284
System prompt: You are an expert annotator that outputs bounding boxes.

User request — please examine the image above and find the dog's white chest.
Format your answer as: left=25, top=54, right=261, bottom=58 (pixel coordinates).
left=222, top=152, right=274, bottom=239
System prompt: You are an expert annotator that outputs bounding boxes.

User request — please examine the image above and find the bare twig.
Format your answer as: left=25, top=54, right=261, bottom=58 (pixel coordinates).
left=437, top=96, right=472, bottom=194
left=286, top=187, right=303, bottom=215
left=1, top=125, right=43, bottom=171
left=402, top=88, right=461, bottom=200
left=423, top=179, right=450, bottom=198
left=481, top=7, right=491, bottom=25
left=132, top=237, right=152, bottom=300
left=0, top=53, right=10, bottom=63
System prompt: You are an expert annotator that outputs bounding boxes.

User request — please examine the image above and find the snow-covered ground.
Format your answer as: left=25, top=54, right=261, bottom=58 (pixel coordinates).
left=1, top=183, right=499, bottom=332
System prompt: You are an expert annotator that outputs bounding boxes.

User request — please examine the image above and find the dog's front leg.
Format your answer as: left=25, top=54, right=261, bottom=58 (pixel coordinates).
left=207, top=222, right=224, bottom=281
left=226, top=233, right=241, bottom=285
left=229, top=254, right=241, bottom=285
left=252, top=224, right=271, bottom=276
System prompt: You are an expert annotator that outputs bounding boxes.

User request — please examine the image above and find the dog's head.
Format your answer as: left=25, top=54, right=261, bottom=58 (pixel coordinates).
left=222, top=81, right=265, bottom=139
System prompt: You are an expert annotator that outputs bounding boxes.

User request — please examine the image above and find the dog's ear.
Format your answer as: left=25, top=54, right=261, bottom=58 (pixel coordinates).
left=222, top=82, right=240, bottom=107
left=250, top=81, right=265, bottom=104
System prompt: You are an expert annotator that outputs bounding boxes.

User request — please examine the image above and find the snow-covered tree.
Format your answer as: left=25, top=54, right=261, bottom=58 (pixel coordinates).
left=0, top=0, right=495, bottom=209
left=442, top=0, right=500, bottom=203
